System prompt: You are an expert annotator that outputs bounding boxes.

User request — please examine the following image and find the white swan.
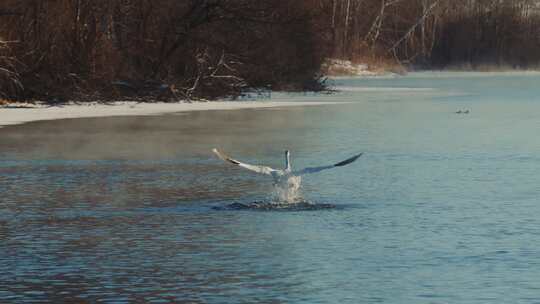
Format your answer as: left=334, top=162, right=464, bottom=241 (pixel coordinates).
left=212, top=148, right=362, bottom=202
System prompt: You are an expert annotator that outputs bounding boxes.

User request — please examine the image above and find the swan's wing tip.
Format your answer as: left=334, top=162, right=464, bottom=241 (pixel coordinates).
left=212, top=148, right=241, bottom=165
left=212, top=148, right=226, bottom=160
left=212, top=148, right=274, bottom=175
left=334, top=153, right=363, bottom=167
left=212, top=148, right=222, bottom=158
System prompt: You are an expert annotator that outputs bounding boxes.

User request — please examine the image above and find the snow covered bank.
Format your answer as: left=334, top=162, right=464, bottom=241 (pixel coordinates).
left=321, top=58, right=402, bottom=77
left=0, top=101, right=340, bottom=128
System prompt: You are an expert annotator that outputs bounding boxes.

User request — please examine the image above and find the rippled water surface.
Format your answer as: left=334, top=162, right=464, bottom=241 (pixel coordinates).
left=2, top=72, right=540, bottom=303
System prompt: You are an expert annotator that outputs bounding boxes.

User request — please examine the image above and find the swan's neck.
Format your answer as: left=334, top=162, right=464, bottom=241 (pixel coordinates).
left=285, top=150, right=291, bottom=172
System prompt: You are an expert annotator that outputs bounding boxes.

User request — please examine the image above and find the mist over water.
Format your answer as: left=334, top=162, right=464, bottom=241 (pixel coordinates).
left=2, top=72, right=540, bottom=303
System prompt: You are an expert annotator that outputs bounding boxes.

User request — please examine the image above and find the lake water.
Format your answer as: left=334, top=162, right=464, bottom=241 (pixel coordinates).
left=2, top=72, right=540, bottom=303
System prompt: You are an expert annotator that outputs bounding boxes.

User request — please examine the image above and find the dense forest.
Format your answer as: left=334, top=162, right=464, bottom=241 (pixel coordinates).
left=327, top=0, right=540, bottom=69
left=1, top=0, right=540, bottom=102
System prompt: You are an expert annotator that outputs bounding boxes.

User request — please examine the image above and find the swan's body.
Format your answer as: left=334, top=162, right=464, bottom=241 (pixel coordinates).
left=212, top=148, right=362, bottom=202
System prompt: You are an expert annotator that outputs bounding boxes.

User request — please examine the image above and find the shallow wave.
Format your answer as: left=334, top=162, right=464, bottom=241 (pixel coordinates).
left=333, top=86, right=436, bottom=92
left=212, top=201, right=336, bottom=211
left=406, top=71, right=540, bottom=78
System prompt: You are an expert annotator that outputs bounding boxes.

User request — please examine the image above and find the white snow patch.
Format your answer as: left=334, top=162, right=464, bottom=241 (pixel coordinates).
left=322, top=59, right=399, bottom=77
left=0, top=101, right=344, bottom=128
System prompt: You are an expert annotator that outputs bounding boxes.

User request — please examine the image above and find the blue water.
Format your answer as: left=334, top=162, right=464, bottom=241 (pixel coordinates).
left=2, top=72, right=540, bottom=303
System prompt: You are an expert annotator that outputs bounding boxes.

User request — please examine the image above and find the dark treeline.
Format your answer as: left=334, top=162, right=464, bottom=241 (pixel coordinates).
left=1, top=0, right=540, bottom=102
left=431, top=1, right=540, bottom=68
left=0, top=0, right=325, bottom=101
left=323, top=0, right=540, bottom=68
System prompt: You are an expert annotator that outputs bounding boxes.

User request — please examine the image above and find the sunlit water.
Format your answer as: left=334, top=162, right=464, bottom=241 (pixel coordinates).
left=2, top=72, right=540, bottom=303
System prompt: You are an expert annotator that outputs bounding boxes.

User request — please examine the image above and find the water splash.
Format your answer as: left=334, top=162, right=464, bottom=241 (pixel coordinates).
left=213, top=175, right=336, bottom=211
left=214, top=201, right=335, bottom=211
left=270, top=175, right=303, bottom=204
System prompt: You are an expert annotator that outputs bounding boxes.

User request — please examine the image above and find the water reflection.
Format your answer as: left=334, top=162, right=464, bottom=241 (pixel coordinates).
left=0, top=194, right=331, bottom=302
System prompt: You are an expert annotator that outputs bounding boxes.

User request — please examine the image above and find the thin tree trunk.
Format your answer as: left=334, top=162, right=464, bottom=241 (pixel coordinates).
left=332, top=0, right=337, bottom=54
left=388, top=0, right=442, bottom=53
left=332, top=0, right=337, bottom=28
left=421, top=0, right=427, bottom=58
left=343, top=0, right=351, bottom=57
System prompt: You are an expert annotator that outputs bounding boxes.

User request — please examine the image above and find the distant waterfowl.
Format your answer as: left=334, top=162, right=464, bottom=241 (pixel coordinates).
left=455, top=109, right=470, bottom=114
left=212, top=148, right=363, bottom=203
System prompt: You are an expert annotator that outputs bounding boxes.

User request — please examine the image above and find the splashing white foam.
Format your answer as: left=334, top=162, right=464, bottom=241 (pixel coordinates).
left=270, top=175, right=303, bottom=204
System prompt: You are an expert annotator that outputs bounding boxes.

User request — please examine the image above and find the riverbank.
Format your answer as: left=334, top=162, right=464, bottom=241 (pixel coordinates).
left=321, top=58, right=406, bottom=77
left=0, top=100, right=341, bottom=128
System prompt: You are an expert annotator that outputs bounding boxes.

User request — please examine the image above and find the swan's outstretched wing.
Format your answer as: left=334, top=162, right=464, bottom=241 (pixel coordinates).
left=212, top=148, right=277, bottom=175
left=293, top=153, right=363, bottom=175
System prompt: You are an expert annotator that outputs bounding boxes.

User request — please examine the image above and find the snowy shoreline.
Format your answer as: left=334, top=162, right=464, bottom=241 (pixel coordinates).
left=0, top=101, right=341, bottom=128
